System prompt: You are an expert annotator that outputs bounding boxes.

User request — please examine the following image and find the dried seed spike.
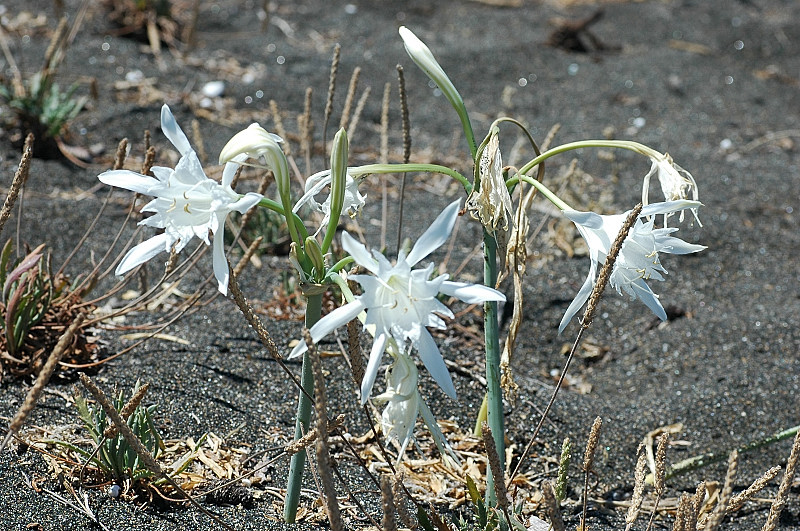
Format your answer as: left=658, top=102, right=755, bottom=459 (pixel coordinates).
left=227, top=264, right=281, bottom=362
left=582, top=203, right=642, bottom=329
left=727, top=465, right=780, bottom=513
left=654, top=432, right=669, bottom=495
left=339, top=66, right=361, bottom=131
left=229, top=164, right=244, bottom=191
left=691, top=481, right=706, bottom=522
left=103, top=381, right=151, bottom=439
left=269, top=99, right=291, bottom=157
left=141, top=145, right=156, bottom=176
left=300, top=87, right=313, bottom=175
left=43, top=17, right=69, bottom=72
left=583, top=416, right=603, bottom=472
left=625, top=446, right=648, bottom=530
left=705, top=449, right=738, bottom=531
left=322, top=43, right=341, bottom=155
left=380, top=82, right=391, bottom=165
left=0, top=134, right=34, bottom=237
left=143, top=129, right=151, bottom=154
left=308, top=331, right=343, bottom=529
left=671, top=493, right=690, bottom=531
left=391, top=473, right=415, bottom=530
left=762, top=428, right=800, bottom=531
left=542, top=480, right=566, bottom=531
left=348, top=85, right=371, bottom=141
left=2, top=314, right=85, bottom=451
left=191, top=119, right=207, bottom=164
left=396, top=65, right=411, bottom=164
left=113, top=138, right=129, bottom=170
left=380, top=475, right=399, bottom=531
left=481, top=422, right=510, bottom=514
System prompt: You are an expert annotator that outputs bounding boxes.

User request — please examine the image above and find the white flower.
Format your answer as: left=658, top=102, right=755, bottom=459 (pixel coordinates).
left=292, top=168, right=366, bottom=236
left=290, top=200, right=506, bottom=403
left=466, top=129, right=513, bottom=232
left=374, top=351, right=420, bottom=459
left=98, top=104, right=263, bottom=295
left=642, top=152, right=701, bottom=226
left=559, top=200, right=706, bottom=333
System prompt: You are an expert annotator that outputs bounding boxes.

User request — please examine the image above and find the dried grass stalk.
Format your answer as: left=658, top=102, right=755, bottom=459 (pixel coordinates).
left=191, top=119, right=207, bottom=163
left=542, top=480, right=566, bottom=531
left=392, top=473, right=416, bottom=530
left=269, top=100, right=291, bottom=157
left=307, top=331, right=342, bottom=529
left=113, top=138, right=129, bottom=170
left=103, top=381, right=150, bottom=439
left=323, top=44, right=341, bottom=150
left=380, top=475, right=399, bottom=531
left=581, top=416, right=603, bottom=530
left=233, top=236, right=263, bottom=278
left=396, top=65, right=411, bottom=163
left=481, top=422, right=510, bottom=514
left=625, top=446, right=648, bottom=530
left=0, top=134, right=34, bottom=236
left=672, top=493, right=691, bottom=531
left=2, top=314, right=84, bottom=451
left=141, top=145, right=156, bottom=176
left=339, top=66, right=361, bottom=131
left=762, top=428, right=800, bottom=531
left=727, top=465, right=780, bottom=513
left=645, top=432, right=670, bottom=531
left=347, top=85, right=371, bottom=140
left=705, top=449, right=738, bottom=531
left=300, top=87, right=313, bottom=175
left=555, top=437, right=571, bottom=501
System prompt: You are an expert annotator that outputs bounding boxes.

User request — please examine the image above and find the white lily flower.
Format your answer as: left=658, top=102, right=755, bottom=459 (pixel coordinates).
left=642, top=152, right=701, bottom=226
left=290, top=200, right=506, bottom=403
left=292, top=168, right=366, bottom=236
left=374, top=351, right=420, bottom=459
left=98, top=104, right=263, bottom=295
left=559, top=200, right=706, bottom=333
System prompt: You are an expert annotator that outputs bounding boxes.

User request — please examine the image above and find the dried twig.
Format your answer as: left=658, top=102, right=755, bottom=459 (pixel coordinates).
left=762, top=428, right=800, bottom=531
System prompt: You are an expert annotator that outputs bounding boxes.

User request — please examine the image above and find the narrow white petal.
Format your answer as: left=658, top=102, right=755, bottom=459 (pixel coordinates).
left=559, top=269, right=595, bottom=333
left=212, top=229, right=229, bottom=295
left=99, top=170, right=161, bottom=194
left=629, top=279, right=667, bottom=321
left=640, top=200, right=702, bottom=218
left=563, top=209, right=604, bottom=229
left=414, top=329, right=456, bottom=399
left=288, top=300, right=366, bottom=359
left=221, top=153, right=249, bottom=188
left=341, top=232, right=379, bottom=275
left=116, top=232, right=173, bottom=275
left=439, top=280, right=506, bottom=303
left=406, top=199, right=461, bottom=266
left=229, top=193, right=264, bottom=215
left=361, top=332, right=389, bottom=404
left=160, top=104, right=193, bottom=156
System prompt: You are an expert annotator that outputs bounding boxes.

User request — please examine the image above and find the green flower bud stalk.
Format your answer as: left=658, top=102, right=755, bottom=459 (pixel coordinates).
left=322, top=128, right=349, bottom=253
left=304, top=236, right=326, bottom=280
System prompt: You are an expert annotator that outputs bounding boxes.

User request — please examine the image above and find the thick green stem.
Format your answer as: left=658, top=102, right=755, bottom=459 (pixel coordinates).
left=482, top=229, right=504, bottom=505
left=349, top=163, right=472, bottom=194
left=283, top=293, right=322, bottom=523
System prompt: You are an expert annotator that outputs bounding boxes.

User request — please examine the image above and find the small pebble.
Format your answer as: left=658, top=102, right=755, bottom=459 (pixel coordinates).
left=108, top=484, right=121, bottom=498
left=202, top=81, right=225, bottom=98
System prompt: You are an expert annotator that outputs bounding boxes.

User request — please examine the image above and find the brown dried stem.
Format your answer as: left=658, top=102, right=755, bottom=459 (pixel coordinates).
left=0, top=134, right=34, bottom=237
left=762, top=428, right=800, bottom=531
left=338, top=66, right=361, bottom=131
left=581, top=416, right=603, bottom=530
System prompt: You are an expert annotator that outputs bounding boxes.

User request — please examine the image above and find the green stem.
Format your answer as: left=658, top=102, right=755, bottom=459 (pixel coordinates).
left=482, top=229, right=504, bottom=506
left=283, top=293, right=323, bottom=523
left=256, top=197, right=311, bottom=241
left=508, top=139, right=661, bottom=190
left=349, top=163, right=472, bottom=194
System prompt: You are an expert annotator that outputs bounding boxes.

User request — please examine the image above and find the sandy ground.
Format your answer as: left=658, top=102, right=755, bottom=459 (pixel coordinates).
left=0, top=0, right=799, bottom=529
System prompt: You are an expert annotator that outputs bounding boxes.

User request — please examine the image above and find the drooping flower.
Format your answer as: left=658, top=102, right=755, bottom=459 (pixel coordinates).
left=98, top=104, right=263, bottom=295
left=559, top=200, right=706, bottom=333
left=374, top=351, right=420, bottom=459
left=289, top=200, right=506, bottom=403
left=292, top=168, right=366, bottom=236
left=466, top=128, right=513, bottom=232
left=642, top=152, right=701, bottom=226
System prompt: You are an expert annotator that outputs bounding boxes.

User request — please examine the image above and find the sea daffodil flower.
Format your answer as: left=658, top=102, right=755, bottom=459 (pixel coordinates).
left=98, top=104, right=263, bottom=295
left=374, top=351, right=420, bottom=458
left=642, top=152, right=701, bottom=226
left=559, top=200, right=706, bottom=333
left=292, top=168, right=366, bottom=236
left=289, top=200, right=506, bottom=403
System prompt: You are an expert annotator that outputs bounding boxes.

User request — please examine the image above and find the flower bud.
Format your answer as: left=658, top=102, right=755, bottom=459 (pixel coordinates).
left=322, top=128, right=349, bottom=252
left=304, top=236, right=326, bottom=276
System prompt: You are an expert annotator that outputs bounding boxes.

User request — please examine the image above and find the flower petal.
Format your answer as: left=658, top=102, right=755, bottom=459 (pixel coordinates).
left=628, top=278, right=667, bottom=321
left=439, top=280, right=506, bottom=304
left=212, top=227, right=229, bottom=295
left=361, top=332, right=389, bottom=404
left=116, top=232, right=173, bottom=276
left=405, top=199, right=461, bottom=266
left=99, top=170, right=162, bottom=195
left=414, top=328, right=456, bottom=399
left=558, top=265, right=596, bottom=333
left=289, top=300, right=366, bottom=359
left=341, top=232, right=379, bottom=275
left=221, top=153, right=249, bottom=188
left=160, top=104, right=193, bottom=156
